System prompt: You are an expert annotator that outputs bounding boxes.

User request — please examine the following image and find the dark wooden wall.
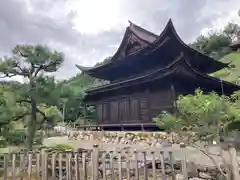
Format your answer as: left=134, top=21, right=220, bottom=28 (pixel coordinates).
left=95, top=87, right=174, bottom=125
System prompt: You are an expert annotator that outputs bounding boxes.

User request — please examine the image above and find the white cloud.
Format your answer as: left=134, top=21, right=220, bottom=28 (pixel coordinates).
left=67, top=0, right=126, bottom=34
left=0, top=0, right=239, bottom=80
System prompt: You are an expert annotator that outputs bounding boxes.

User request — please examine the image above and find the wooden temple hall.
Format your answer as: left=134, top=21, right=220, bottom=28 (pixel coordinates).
left=76, top=19, right=240, bottom=131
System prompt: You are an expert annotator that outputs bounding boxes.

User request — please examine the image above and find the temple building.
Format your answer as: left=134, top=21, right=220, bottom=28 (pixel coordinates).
left=76, top=19, right=240, bottom=130
left=229, top=39, right=240, bottom=52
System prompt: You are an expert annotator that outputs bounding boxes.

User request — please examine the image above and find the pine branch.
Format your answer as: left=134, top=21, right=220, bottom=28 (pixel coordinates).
left=36, top=107, right=49, bottom=124
left=17, top=99, right=31, bottom=104
left=11, top=112, right=29, bottom=121
left=33, top=61, right=56, bottom=77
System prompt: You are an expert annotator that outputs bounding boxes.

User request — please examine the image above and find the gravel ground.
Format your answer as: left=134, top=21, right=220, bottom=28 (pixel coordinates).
left=43, top=136, right=236, bottom=167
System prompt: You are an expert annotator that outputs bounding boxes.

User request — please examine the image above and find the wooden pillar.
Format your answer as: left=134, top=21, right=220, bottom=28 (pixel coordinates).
left=141, top=124, right=144, bottom=132
left=121, top=124, right=124, bottom=131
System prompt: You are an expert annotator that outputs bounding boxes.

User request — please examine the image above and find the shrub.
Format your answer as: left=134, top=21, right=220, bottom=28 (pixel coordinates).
left=45, top=144, right=73, bottom=153
left=4, top=130, right=43, bottom=146
left=0, top=137, right=7, bottom=148
left=4, top=130, right=26, bottom=145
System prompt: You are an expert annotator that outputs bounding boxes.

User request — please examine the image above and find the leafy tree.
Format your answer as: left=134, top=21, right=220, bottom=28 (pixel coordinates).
left=154, top=89, right=240, bottom=145
left=190, top=33, right=232, bottom=60
left=223, top=22, right=240, bottom=41
left=56, top=56, right=113, bottom=124
left=154, top=89, right=240, bottom=179
left=0, top=44, right=64, bottom=149
left=190, top=22, right=240, bottom=60
left=0, top=84, right=26, bottom=137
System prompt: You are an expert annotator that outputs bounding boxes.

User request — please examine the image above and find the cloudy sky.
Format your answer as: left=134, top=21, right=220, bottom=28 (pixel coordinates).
left=0, top=0, right=240, bottom=80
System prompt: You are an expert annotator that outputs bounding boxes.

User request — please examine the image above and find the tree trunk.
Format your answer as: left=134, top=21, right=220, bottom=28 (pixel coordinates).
left=26, top=99, right=37, bottom=150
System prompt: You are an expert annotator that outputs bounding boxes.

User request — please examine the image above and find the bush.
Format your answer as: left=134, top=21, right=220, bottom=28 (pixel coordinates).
left=4, top=130, right=26, bottom=145
left=4, top=130, right=43, bottom=146
left=45, top=144, right=73, bottom=153
left=0, top=137, right=7, bottom=148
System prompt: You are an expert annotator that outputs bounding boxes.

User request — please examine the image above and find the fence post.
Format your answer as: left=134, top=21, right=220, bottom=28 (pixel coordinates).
left=36, top=151, right=41, bottom=180
left=3, top=153, right=8, bottom=180
left=180, top=143, right=188, bottom=180
left=11, top=152, right=16, bottom=180
left=133, top=150, right=139, bottom=180
left=74, top=150, right=80, bottom=180
left=228, top=144, right=240, bottom=180
left=41, top=150, right=48, bottom=180
left=27, top=151, right=33, bottom=180
left=92, top=144, right=100, bottom=180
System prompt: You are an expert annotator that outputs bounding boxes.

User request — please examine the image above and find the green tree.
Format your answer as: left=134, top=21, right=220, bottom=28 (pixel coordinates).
left=154, top=90, right=240, bottom=179
left=223, top=22, right=240, bottom=41
left=190, top=22, right=240, bottom=60
left=190, top=33, right=232, bottom=60
left=0, top=84, right=26, bottom=137
left=154, top=89, right=240, bottom=144
left=56, top=56, right=113, bottom=124
left=0, top=44, right=64, bottom=149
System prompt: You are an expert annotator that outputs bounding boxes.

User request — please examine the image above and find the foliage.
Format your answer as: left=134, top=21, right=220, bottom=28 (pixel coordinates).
left=190, top=33, right=231, bottom=60
left=55, top=56, right=112, bottom=123
left=4, top=129, right=43, bottom=146
left=223, top=22, right=240, bottom=41
left=154, top=89, right=240, bottom=179
left=211, top=52, right=240, bottom=85
left=154, top=89, right=240, bottom=144
left=190, top=22, right=240, bottom=60
left=0, top=44, right=112, bottom=149
left=0, top=45, right=112, bottom=150
left=0, top=137, right=7, bottom=148
left=0, top=84, right=26, bottom=137
left=45, top=144, right=73, bottom=153
left=0, top=44, right=64, bottom=149
left=4, top=129, right=26, bottom=145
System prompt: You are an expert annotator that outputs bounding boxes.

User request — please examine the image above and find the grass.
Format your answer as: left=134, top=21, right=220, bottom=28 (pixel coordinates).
left=211, top=52, right=240, bottom=84
left=0, top=148, right=9, bottom=154
left=42, top=136, right=70, bottom=147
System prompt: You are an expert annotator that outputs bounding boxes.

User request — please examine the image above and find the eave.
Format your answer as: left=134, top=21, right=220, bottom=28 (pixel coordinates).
left=141, top=19, right=228, bottom=72
left=76, top=21, right=158, bottom=75
left=77, top=19, right=229, bottom=80
left=84, top=53, right=240, bottom=101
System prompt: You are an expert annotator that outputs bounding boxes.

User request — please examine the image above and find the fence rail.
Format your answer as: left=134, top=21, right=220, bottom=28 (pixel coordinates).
left=0, top=144, right=188, bottom=180
left=0, top=143, right=239, bottom=180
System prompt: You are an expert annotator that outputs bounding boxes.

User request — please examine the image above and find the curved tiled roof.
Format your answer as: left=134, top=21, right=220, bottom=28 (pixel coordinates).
left=76, top=19, right=228, bottom=80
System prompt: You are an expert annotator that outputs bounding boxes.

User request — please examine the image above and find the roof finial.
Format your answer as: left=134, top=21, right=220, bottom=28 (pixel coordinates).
left=167, top=18, right=173, bottom=26
left=128, top=20, right=134, bottom=28
left=128, top=20, right=133, bottom=24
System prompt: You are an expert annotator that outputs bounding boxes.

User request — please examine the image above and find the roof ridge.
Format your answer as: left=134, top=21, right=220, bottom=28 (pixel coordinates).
left=86, top=53, right=240, bottom=95
left=86, top=53, right=185, bottom=93
left=128, top=20, right=159, bottom=38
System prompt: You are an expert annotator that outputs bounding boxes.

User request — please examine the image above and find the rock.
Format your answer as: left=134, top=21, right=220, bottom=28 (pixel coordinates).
left=155, top=142, right=162, bottom=147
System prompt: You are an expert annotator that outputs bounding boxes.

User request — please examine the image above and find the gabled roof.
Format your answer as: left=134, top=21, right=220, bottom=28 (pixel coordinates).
left=84, top=53, right=240, bottom=101
left=128, top=20, right=158, bottom=44
left=76, top=19, right=228, bottom=80
left=76, top=21, right=158, bottom=72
